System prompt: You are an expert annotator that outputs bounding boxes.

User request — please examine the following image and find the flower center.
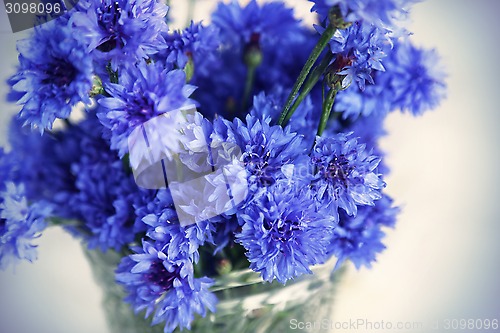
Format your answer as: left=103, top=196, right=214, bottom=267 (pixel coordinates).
left=243, top=150, right=276, bottom=186
left=264, top=218, right=301, bottom=243
left=42, top=60, right=77, bottom=87
left=145, top=261, right=180, bottom=293
left=97, top=1, right=125, bottom=52
left=319, top=154, right=352, bottom=185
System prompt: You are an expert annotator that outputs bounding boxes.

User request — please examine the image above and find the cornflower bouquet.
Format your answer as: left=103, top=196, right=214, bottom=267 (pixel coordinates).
left=0, top=0, right=446, bottom=332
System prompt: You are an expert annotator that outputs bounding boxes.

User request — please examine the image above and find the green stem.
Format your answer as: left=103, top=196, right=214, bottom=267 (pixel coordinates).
left=241, top=65, right=256, bottom=112
left=282, top=52, right=334, bottom=125
left=278, top=24, right=336, bottom=126
left=317, top=87, right=338, bottom=137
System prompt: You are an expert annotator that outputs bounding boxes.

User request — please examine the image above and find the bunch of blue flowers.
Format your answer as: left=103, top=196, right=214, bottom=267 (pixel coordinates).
left=0, top=0, right=446, bottom=332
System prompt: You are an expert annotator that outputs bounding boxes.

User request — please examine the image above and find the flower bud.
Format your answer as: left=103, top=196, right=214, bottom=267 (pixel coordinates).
left=243, top=33, right=263, bottom=69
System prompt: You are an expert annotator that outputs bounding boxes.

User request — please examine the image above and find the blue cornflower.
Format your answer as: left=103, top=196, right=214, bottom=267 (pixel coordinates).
left=162, top=21, right=220, bottom=70
left=8, top=22, right=93, bottom=132
left=70, top=0, right=169, bottom=70
left=329, top=194, right=398, bottom=269
left=212, top=0, right=299, bottom=48
left=116, top=240, right=217, bottom=333
left=310, top=0, right=415, bottom=29
left=214, top=111, right=308, bottom=192
left=98, top=62, right=195, bottom=157
left=0, top=182, right=51, bottom=269
left=70, top=113, right=138, bottom=251
left=387, top=41, right=447, bottom=115
left=323, top=21, right=392, bottom=90
left=236, top=181, right=335, bottom=284
left=6, top=118, right=83, bottom=220
left=311, top=133, right=385, bottom=219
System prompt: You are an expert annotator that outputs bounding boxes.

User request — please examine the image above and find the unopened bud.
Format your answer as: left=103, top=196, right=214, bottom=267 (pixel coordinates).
left=184, top=54, right=195, bottom=82
left=243, top=33, right=263, bottom=68
left=216, top=258, right=232, bottom=275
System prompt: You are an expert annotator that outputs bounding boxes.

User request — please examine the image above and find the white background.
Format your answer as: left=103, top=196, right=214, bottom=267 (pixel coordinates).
left=1, top=1, right=499, bottom=332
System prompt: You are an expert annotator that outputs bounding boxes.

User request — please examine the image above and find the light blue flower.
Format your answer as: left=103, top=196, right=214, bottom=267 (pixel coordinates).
left=311, top=132, right=385, bottom=219
left=236, top=181, right=335, bottom=284
left=0, top=182, right=51, bottom=269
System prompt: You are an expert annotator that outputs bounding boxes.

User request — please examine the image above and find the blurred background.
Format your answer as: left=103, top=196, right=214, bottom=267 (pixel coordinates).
left=1, top=0, right=499, bottom=332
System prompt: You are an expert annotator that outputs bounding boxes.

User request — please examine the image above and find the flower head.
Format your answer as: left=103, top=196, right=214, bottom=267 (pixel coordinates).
left=6, top=118, right=83, bottom=219
left=311, top=133, right=385, bottom=219
left=215, top=111, right=307, bottom=192
left=70, top=0, right=169, bottom=70
left=98, top=62, right=195, bottom=157
left=116, top=240, right=217, bottom=333
left=0, top=182, right=51, bottom=269
left=324, top=21, right=392, bottom=90
left=161, top=21, right=220, bottom=70
left=8, top=22, right=93, bottom=132
left=212, top=0, right=298, bottom=48
left=388, top=41, right=447, bottom=115
left=236, top=181, right=335, bottom=284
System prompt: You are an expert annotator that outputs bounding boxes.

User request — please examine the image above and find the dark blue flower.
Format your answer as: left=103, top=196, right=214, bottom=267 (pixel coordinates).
left=64, top=112, right=138, bottom=251
left=70, top=0, right=169, bottom=70
left=387, top=41, right=447, bottom=115
left=193, top=0, right=314, bottom=119
left=212, top=0, right=299, bottom=48
left=6, top=118, right=82, bottom=219
left=8, top=22, right=93, bottom=132
left=0, top=182, right=51, bottom=269
left=98, top=62, right=195, bottom=157
left=329, top=194, right=398, bottom=269
left=310, top=0, right=415, bottom=29
left=311, top=133, right=385, bottom=219
left=161, top=21, right=220, bottom=70
left=236, top=181, right=335, bottom=284
left=116, top=240, right=217, bottom=333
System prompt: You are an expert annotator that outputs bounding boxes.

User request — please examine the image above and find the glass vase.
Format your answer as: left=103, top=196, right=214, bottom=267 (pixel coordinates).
left=84, top=248, right=342, bottom=333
